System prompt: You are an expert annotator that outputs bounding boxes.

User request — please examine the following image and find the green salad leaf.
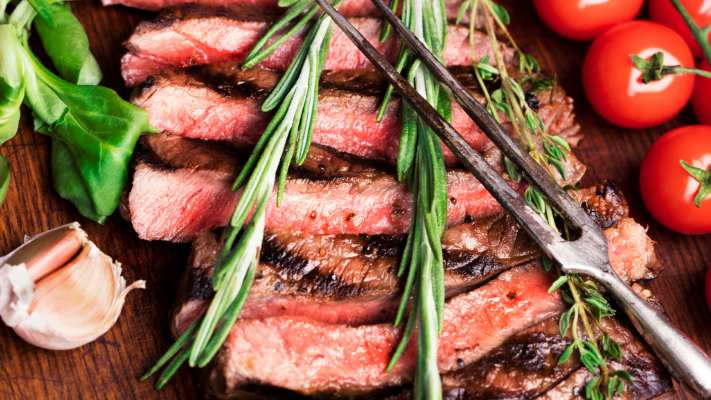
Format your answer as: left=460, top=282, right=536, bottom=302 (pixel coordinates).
left=23, top=48, right=155, bottom=219
left=0, top=25, right=25, bottom=206
left=0, top=0, right=156, bottom=220
left=51, top=139, right=106, bottom=223
left=34, top=3, right=102, bottom=85
left=0, top=155, right=10, bottom=204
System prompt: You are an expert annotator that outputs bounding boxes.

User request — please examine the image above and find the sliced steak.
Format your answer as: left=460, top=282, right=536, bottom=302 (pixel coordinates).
left=170, top=182, right=661, bottom=336
left=130, top=133, right=563, bottom=242
left=205, top=262, right=564, bottom=396
left=103, top=0, right=469, bottom=19
left=132, top=65, right=581, bottom=166
left=170, top=211, right=541, bottom=335
left=121, top=4, right=513, bottom=86
left=384, top=313, right=673, bottom=400
left=535, top=344, right=674, bottom=400
left=203, top=254, right=669, bottom=398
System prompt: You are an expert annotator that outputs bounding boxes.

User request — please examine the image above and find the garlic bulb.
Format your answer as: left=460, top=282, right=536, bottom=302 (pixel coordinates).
left=0, top=223, right=145, bottom=350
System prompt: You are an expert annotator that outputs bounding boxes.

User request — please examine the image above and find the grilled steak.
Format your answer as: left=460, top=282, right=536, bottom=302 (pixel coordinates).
left=128, top=133, right=585, bottom=242
left=383, top=312, right=673, bottom=400
left=171, top=212, right=542, bottom=335
left=132, top=65, right=581, bottom=166
left=170, top=182, right=661, bottom=336
left=202, top=262, right=562, bottom=396
left=202, top=251, right=670, bottom=398
left=104, top=0, right=383, bottom=15
left=103, top=0, right=468, bottom=18
left=121, top=4, right=513, bottom=86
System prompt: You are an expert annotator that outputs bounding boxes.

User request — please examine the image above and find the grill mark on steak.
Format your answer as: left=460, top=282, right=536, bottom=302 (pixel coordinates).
left=201, top=261, right=669, bottom=398
left=120, top=4, right=513, bottom=86
left=169, top=183, right=663, bottom=338
left=132, top=64, right=581, bottom=166
left=170, top=212, right=541, bottom=335
left=203, top=262, right=564, bottom=396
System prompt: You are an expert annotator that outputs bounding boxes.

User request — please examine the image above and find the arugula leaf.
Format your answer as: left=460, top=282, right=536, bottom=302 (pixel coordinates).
left=0, top=154, right=10, bottom=205
left=34, top=3, right=102, bottom=85
left=26, top=0, right=54, bottom=28
left=22, top=44, right=155, bottom=220
left=51, top=139, right=106, bottom=223
left=0, top=25, right=25, bottom=207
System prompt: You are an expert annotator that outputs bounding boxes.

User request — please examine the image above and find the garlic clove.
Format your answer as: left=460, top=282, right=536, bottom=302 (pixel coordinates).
left=2, top=223, right=87, bottom=282
left=0, top=223, right=145, bottom=351
left=12, top=242, right=145, bottom=350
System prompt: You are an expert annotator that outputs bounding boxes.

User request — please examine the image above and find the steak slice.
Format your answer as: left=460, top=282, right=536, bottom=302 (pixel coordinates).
left=103, top=0, right=466, bottom=18
left=121, top=4, right=512, bottom=86
left=170, top=182, right=662, bottom=336
left=128, top=133, right=585, bottom=242
left=205, top=262, right=564, bottom=397
left=171, top=212, right=542, bottom=335
left=132, top=65, right=582, bottom=166
left=128, top=134, right=522, bottom=242
left=385, top=311, right=673, bottom=400
left=203, top=251, right=669, bottom=398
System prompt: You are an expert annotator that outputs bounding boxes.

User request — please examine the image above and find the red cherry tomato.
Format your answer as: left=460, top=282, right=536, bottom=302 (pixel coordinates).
left=582, top=21, right=696, bottom=129
left=692, top=60, right=711, bottom=125
left=649, top=0, right=711, bottom=59
left=532, top=0, right=644, bottom=41
left=640, top=125, right=711, bottom=234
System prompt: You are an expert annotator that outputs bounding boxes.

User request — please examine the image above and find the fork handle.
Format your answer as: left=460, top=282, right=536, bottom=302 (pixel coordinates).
left=598, top=272, right=711, bottom=399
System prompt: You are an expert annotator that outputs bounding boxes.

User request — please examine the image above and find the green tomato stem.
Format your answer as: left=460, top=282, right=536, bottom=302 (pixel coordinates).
left=669, top=0, right=711, bottom=67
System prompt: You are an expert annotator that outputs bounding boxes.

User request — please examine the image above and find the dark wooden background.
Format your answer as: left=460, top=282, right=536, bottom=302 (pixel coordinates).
left=0, top=0, right=707, bottom=398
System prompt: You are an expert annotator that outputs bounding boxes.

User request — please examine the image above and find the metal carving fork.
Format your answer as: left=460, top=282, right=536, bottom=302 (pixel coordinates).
left=312, top=0, right=711, bottom=396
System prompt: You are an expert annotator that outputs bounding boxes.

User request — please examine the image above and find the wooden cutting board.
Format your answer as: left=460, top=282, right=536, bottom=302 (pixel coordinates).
left=0, top=0, right=707, bottom=398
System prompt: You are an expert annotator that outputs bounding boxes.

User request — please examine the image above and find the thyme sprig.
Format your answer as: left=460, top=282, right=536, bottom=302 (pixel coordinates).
left=142, top=4, right=338, bottom=386
left=380, top=0, right=450, bottom=396
left=460, top=2, right=632, bottom=399
left=551, top=273, right=634, bottom=400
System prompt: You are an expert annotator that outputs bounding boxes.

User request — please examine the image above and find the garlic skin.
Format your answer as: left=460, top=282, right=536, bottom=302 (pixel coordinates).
left=0, top=223, right=145, bottom=350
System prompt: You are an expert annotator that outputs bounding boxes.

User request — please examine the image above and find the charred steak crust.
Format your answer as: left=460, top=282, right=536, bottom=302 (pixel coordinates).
left=169, top=212, right=541, bottom=335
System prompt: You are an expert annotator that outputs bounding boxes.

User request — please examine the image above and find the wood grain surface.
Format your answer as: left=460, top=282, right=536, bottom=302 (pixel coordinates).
left=0, top=0, right=708, bottom=398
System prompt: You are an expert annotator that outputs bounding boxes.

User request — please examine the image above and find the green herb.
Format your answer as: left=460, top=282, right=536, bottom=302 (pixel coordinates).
left=142, top=2, right=338, bottom=386
left=631, top=52, right=711, bottom=83
left=459, top=2, right=632, bottom=398
left=680, top=160, right=711, bottom=207
left=376, top=0, right=450, bottom=396
left=669, top=0, right=711, bottom=66
left=0, top=0, right=155, bottom=221
left=555, top=273, right=634, bottom=400
left=34, top=3, right=102, bottom=86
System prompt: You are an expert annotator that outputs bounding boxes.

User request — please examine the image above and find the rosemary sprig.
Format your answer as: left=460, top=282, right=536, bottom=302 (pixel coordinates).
left=377, top=0, right=450, bottom=396
left=460, top=2, right=633, bottom=399
left=142, top=4, right=338, bottom=386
